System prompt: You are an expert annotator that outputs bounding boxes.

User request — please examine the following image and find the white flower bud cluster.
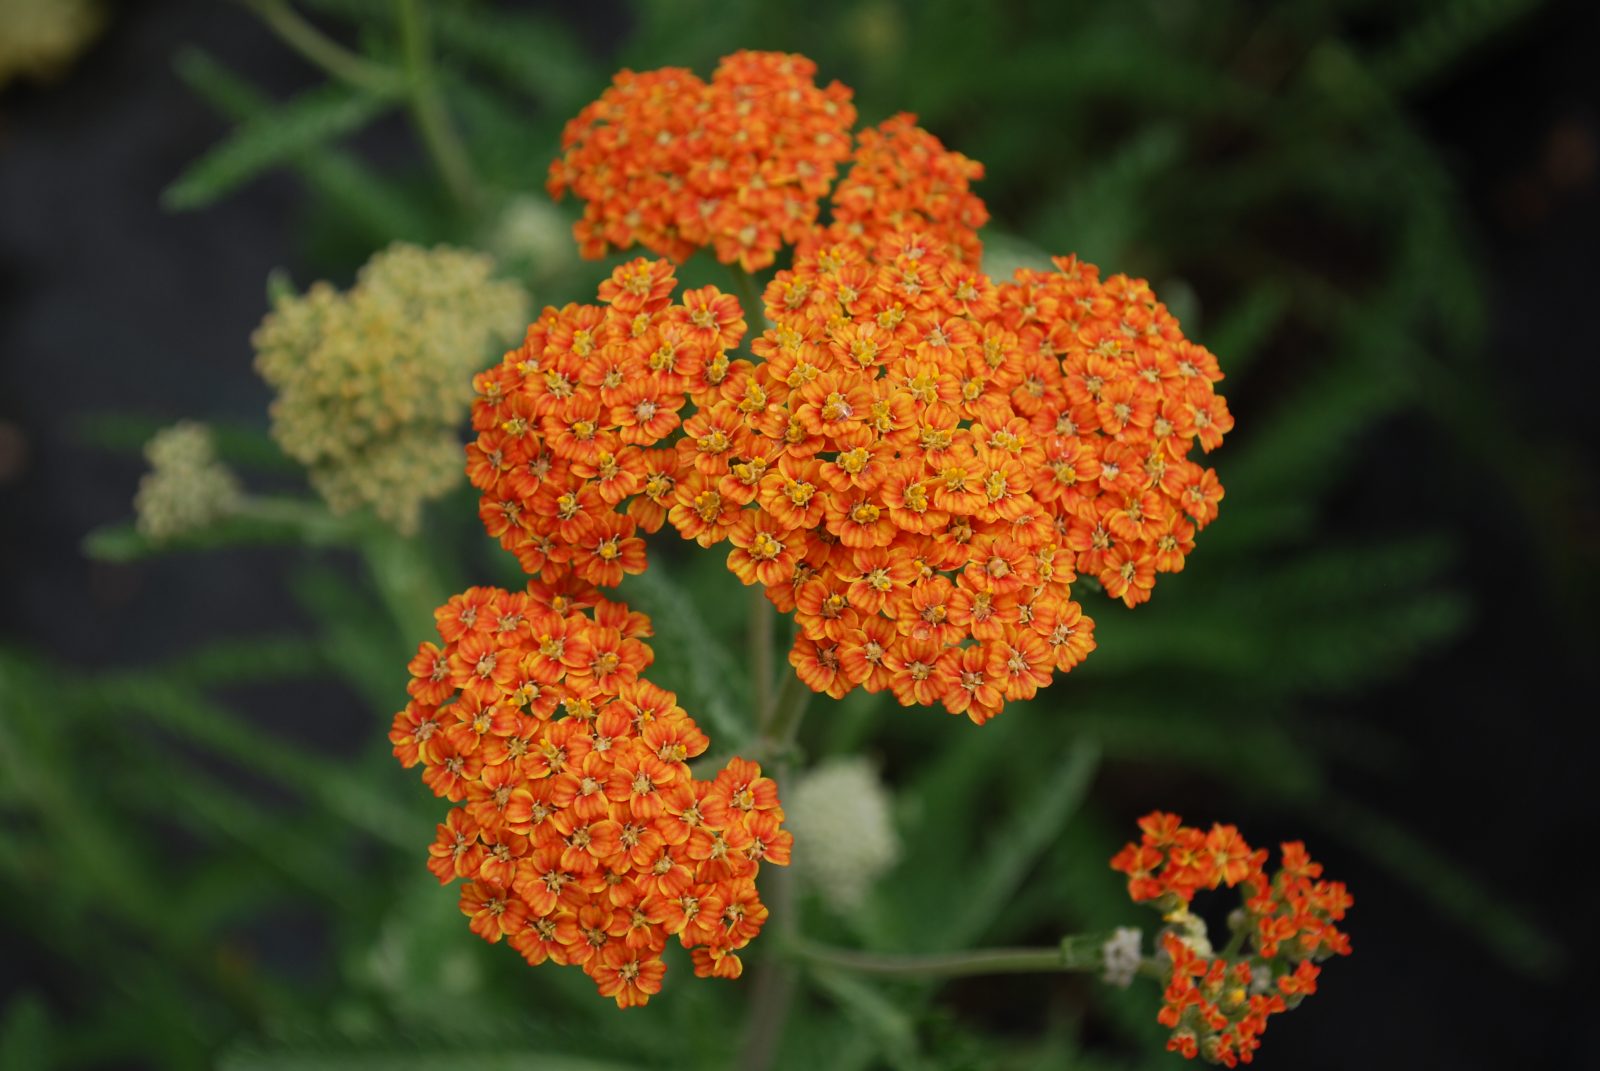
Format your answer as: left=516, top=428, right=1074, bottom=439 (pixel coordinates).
left=133, top=422, right=243, bottom=541
left=253, top=243, right=528, bottom=533
left=487, top=195, right=578, bottom=286
left=786, top=757, right=900, bottom=914
left=1101, top=926, right=1143, bottom=988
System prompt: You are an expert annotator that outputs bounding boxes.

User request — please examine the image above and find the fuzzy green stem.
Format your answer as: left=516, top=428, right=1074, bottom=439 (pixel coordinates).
left=395, top=0, right=479, bottom=212
left=792, top=940, right=1082, bottom=979
left=728, top=263, right=766, bottom=331
left=750, top=586, right=774, bottom=733
left=756, top=668, right=810, bottom=765
left=241, top=0, right=401, bottom=95
left=738, top=665, right=809, bottom=1068
left=1220, top=918, right=1250, bottom=960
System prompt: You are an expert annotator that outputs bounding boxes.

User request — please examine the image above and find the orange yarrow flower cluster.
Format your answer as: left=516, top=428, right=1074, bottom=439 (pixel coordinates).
left=1112, top=812, right=1352, bottom=1066
left=699, top=234, right=1228, bottom=722
left=549, top=52, right=857, bottom=271
left=504, top=49, right=1229, bottom=725
left=467, top=259, right=741, bottom=585
left=467, top=249, right=1230, bottom=723
left=390, top=577, right=790, bottom=1006
left=550, top=51, right=989, bottom=272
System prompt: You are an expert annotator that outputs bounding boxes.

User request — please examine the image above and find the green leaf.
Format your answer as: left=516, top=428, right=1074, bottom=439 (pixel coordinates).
left=1032, top=125, right=1186, bottom=268
left=1202, top=281, right=1291, bottom=382
left=175, top=47, right=435, bottom=240
left=806, top=968, right=927, bottom=1071
left=303, top=0, right=600, bottom=111
left=83, top=498, right=360, bottom=562
left=289, top=562, right=406, bottom=712
left=621, top=566, right=753, bottom=748
left=1314, top=795, right=1563, bottom=979
left=1369, top=0, right=1544, bottom=92
left=947, top=739, right=1101, bottom=949
left=164, top=79, right=397, bottom=211
left=80, top=674, right=424, bottom=851
left=72, top=410, right=294, bottom=472
left=0, top=994, right=52, bottom=1071
left=159, top=634, right=328, bottom=688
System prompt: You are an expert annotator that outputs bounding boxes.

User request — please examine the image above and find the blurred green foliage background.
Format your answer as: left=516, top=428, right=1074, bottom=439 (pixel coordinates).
left=1, top=0, right=1594, bottom=1068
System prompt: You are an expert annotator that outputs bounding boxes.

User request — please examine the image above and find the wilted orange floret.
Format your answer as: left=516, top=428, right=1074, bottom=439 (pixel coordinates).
left=391, top=577, right=790, bottom=1007
left=1111, top=812, right=1352, bottom=1066
left=549, top=52, right=857, bottom=271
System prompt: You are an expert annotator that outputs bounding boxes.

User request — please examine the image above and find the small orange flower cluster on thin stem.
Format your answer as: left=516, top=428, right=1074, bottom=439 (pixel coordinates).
left=390, top=577, right=790, bottom=1007
left=549, top=52, right=857, bottom=271
left=1111, top=812, right=1353, bottom=1066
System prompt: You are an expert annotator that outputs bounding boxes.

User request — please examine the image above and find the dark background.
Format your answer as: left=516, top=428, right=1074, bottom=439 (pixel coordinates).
left=2, top=1, right=1596, bottom=1068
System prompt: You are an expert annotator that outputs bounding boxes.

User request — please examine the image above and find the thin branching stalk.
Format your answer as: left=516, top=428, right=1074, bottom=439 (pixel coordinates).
left=240, top=0, right=400, bottom=95
left=789, top=934, right=1147, bottom=980
left=750, top=585, right=774, bottom=731
left=395, top=0, right=479, bottom=212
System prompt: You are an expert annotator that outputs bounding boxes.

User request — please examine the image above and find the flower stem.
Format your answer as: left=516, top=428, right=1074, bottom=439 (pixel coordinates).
left=241, top=0, right=401, bottom=95
left=750, top=586, right=774, bottom=736
left=792, top=940, right=1071, bottom=978
left=727, top=263, right=766, bottom=334
left=755, top=668, right=809, bottom=765
left=395, top=0, right=479, bottom=213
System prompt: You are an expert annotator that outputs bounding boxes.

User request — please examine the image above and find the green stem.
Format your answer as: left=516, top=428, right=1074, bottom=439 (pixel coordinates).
left=792, top=940, right=1076, bottom=978
left=358, top=522, right=451, bottom=645
left=395, top=0, right=479, bottom=212
left=738, top=649, right=808, bottom=1068
left=755, top=667, right=810, bottom=765
left=750, top=586, right=774, bottom=733
left=241, top=0, right=401, bottom=95
left=728, top=263, right=766, bottom=333
left=1220, top=918, right=1250, bottom=959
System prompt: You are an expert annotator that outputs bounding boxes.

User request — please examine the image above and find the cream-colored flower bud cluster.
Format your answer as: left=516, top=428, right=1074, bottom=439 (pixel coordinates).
left=253, top=243, right=528, bottom=533
left=133, top=421, right=243, bottom=541
left=787, top=757, right=901, bottom=913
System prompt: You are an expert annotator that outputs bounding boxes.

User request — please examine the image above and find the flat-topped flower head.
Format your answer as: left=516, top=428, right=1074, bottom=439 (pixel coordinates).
left=133, top=421, right=243, bottom=541
left=1111, top=812, right=1352, bottom=1066
left=549, top=51, right=857, bottom=271
left=527, top=51, right=1229, bottom=726
left=253, top=243, right=527, bottom=533
left=392, top=578, right=789, bottom=1007
left=626, top=234, right=1231, bottom=723
left=467, top=258, right=744, bottom=586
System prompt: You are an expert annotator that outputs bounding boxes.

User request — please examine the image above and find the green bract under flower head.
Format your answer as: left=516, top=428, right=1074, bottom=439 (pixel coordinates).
left=253, top=243, right=528, bottom=533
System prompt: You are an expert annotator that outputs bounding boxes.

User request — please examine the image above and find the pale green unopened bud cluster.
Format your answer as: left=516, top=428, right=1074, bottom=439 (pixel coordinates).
left=0, top=0, right=103, bottom=86
left=787, top=757, right=901, bottom=913
left=133, top=422, right=243, bottom=541
left=253, top=243, right=528, bottom=533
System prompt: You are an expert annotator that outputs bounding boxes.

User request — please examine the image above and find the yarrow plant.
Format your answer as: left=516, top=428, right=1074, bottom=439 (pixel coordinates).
left=381, top=47, right=1344, bottom=1063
